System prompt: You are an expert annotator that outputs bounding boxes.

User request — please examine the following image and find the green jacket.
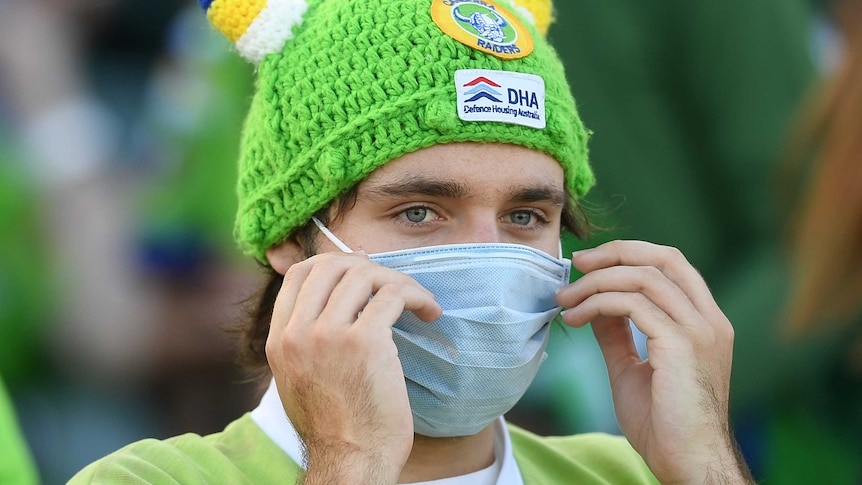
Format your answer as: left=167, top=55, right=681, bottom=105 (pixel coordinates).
left=69, top=413, right=658, bottom=484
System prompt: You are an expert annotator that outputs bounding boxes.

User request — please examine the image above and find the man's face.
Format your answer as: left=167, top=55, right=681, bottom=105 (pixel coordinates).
left=319, top=142, right=565, bottom=256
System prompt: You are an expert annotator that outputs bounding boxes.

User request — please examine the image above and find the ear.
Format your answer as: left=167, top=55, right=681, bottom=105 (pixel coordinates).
left=265, top=239, right=304, bottom=275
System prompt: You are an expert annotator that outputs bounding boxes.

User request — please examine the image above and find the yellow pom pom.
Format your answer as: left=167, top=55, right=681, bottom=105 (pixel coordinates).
left=512, top=0, right=554, bottom=37
left=207, top=0, right=267, bottom=43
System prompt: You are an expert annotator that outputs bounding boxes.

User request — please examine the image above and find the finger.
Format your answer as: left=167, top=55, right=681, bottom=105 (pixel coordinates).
left=270, top=257, right=317, bottom=334
left=289, top=252, right=371, bottom=324
left=320, top=268, right=442, bottom=326
left=378, top=278, right=443, bottom=322
left=563, top=291, right=724, bottom=378
left=572, top=241, right=725, bottom=322
left=589, top=316, right=642, bottom=380
left=557, top=265, right=707, bottom=330
left=354, top=285, right=442, bottom=334
left=560, top=291, right=677, bottom=340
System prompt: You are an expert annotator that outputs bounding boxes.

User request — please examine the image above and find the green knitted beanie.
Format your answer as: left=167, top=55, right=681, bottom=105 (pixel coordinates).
left=201, top=0, right=593, bottom=261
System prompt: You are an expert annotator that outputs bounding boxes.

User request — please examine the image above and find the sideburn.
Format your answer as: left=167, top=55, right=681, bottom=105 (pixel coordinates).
left=234, top=266, right=282, bottom=376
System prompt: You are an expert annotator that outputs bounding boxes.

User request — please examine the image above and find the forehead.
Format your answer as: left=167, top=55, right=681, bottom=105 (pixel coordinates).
left=357, top=142, right=565, bottom=196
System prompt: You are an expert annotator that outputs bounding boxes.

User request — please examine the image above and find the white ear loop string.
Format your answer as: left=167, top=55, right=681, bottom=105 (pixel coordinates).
left=311, top=216, right=354, bottom=253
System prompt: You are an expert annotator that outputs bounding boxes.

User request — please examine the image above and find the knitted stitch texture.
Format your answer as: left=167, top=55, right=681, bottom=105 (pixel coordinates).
left=207, top=0, right=593, bottom=261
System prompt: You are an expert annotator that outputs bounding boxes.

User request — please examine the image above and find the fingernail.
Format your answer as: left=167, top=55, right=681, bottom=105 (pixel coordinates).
left=571, top=249, right=592, bottom=258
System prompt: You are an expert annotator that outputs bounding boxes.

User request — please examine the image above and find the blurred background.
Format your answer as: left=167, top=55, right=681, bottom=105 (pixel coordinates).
left=0, top=1, right=262, bottom=483
left=0, top=0, right=858, bottom=483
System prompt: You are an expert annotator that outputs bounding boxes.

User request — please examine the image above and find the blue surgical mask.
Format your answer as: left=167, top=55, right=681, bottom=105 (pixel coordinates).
left=312, top=218, right=571, bottom=437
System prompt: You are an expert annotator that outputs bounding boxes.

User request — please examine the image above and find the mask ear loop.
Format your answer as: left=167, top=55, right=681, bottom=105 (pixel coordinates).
left=311, top=216, right=354, bottom=253
left=558, top=240, right=563, bottom=260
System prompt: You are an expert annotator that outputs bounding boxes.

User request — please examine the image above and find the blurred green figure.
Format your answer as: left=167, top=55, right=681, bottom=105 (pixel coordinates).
left=757, top=1, right=862, bottom=482
left=0, top=375, right=39, bottom=485
left=0, top=135, right=50, bottom=484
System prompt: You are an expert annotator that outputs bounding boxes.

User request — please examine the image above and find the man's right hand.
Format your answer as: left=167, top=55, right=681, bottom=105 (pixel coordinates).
left=265, top=251, right=442, bottom=485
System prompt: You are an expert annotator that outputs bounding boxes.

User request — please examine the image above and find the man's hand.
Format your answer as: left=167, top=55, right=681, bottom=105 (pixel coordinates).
left=265, top=251, right=442, bottom=485
left=556, top=241, right=753, bottom=484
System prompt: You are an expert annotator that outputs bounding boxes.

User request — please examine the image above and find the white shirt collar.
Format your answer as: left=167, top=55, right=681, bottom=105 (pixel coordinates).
left=250, top=379, right=524, bottom=485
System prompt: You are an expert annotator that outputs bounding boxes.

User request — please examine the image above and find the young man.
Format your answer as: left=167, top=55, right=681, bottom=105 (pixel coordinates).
left=71, top=0, right=751, bottom=483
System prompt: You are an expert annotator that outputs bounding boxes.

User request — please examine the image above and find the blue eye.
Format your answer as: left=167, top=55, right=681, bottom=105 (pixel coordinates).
left=405, top=207, right=428, bottom=223
left=510, top=211, right=533, bottom=226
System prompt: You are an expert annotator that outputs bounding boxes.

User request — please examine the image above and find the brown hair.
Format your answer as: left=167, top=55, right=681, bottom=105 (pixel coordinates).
left=234, top=189, right=592, bottom=376
left=784, top=0, right=862, bottom=335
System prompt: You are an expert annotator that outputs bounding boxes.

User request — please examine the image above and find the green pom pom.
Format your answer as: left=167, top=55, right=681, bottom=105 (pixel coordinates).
left=315, top=150, right=346, bottom=183
left=424, top=99, right=459, bottom=133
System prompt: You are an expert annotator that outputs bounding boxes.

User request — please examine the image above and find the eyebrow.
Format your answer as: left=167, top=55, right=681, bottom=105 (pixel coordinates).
left=363, top=176, right=565, bottom=207
left=509, top=186, right=566, bottom=207
left=364, top=177, right=472, bottom=200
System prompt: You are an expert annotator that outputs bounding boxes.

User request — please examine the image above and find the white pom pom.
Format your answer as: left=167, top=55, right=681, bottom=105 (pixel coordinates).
left=496, top=0, right=538, bottom=28
left=236, top=0, right=309, bottom=64
left=514, top=6, right=536, bottom=28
